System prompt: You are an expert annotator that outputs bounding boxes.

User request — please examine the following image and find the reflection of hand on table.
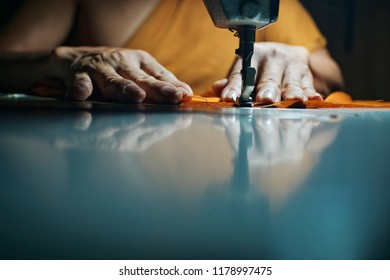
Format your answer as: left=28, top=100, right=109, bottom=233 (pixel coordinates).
left=55, top=111, right=192, bottom=152
left=215, top=113, right=336, bottom=163
left=214, top=112, right=341, bottom=209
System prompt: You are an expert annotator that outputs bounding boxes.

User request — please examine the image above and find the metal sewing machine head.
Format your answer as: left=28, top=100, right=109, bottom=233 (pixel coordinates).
left=203, top=0, right=279, bottom=106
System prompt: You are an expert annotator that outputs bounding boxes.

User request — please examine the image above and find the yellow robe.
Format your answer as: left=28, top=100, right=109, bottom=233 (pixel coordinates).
left=124, top=0, right=326, bottom=94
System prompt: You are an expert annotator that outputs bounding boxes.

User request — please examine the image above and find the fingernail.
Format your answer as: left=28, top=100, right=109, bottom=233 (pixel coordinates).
left=179, top=87, right=192, bottom=96
left=285, top=91, right=307, bottom=101
left=74, top=112, right=92, bottom=131
left=309, top=93, right=323, bottom=100
left=258, top=89, right=277, bottom=103
left=123, top=84, right=145, bottom=103
left=67, top=85, right=90, bottom=101
left=214, top=78, right=228, bottom=85
left=161, top=85, right=180, bottom=96
left=230, top=90, right=239, bottom=101
left=223, top=89, right=240, bottom=101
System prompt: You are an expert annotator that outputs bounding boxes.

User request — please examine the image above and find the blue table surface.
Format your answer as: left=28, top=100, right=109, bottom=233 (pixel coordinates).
left=0, top=94, right=389, bottom=260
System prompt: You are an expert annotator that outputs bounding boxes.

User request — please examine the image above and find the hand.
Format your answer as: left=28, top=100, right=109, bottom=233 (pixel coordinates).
left=47, top=46, right=192, bottom=104
left=213, top=112, right=341, bottom=207
left=214, top=42, right=322, bottom=103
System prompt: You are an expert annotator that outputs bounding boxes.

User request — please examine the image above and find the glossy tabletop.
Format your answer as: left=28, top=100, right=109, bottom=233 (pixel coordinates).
left=0, top=94, right=389, bottom=260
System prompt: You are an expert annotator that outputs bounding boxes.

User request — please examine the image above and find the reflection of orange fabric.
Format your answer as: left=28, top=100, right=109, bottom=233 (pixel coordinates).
left=180, top=92, right=390, bottom=108
left=124, top=0, right=326, bottom=95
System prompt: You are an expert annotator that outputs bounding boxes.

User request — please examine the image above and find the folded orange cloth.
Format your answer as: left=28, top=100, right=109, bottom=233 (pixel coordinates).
left=180, top=92, right=390, bottom=108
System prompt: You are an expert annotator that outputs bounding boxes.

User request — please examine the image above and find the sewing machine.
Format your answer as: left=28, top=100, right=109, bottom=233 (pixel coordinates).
left=203, top=0, right=279, bottom=106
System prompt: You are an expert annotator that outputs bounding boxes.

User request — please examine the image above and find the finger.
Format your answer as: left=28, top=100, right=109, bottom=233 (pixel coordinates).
left=73, top=111, right=92, bottom=131
left=65, top=72, right=93, bottom=101
left=255, top=116, right=282, bottom=160
left=301, top=70, right=322, bottom=100
left=221, top=59, right=242, bottom=101
left=281, top=63, right=307, bottom=101
left=139, top=55, right=193, bottom=97
left=220, top=114, right=240, bottom=153
left=133, top=115, right=193, bottom=152
left=90, top=64, right=146, bottom=103
left=212, top=79, right=228, bottom=96
left=281, top=119, right=312, bottom=155
left=119, top=66, right=183, bottom=104
left=255, top=56, right=284, bottom=103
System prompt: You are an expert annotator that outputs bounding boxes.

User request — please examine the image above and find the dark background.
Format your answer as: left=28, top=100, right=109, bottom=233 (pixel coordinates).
left=1, top=0, right=389, bottom=100
left=301, top=0, right=389, bottom=100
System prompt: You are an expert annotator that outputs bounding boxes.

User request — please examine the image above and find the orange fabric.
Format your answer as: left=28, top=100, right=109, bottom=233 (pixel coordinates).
left=124, top=0, right=327, bottom=95
left=180, top=92, right=390, bottom=109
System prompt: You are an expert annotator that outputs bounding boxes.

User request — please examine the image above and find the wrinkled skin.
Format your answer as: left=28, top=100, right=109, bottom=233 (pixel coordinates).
left=213, top=43, right=324, bottom=103
left=52, top=46, right=192, bottom=104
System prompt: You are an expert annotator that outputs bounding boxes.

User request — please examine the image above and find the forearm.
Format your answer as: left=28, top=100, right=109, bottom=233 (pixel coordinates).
left=309, top=48, right=344, bottom=95
left=0, top=46, right=193, bottom=104
left=0, top=51, right=60, bottom=92
left=0, top=0, right=76, bottom=51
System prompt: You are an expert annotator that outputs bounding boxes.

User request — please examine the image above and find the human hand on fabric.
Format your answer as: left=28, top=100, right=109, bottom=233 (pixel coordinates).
left=213, top=42, right=322, bottom=103
left=41, top=46, right=192, bottom=104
